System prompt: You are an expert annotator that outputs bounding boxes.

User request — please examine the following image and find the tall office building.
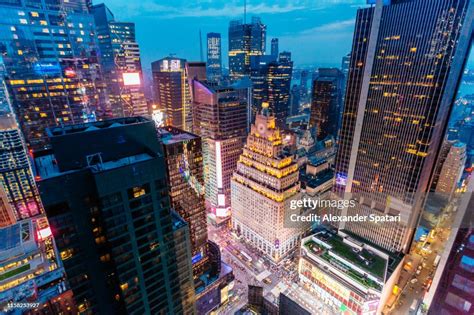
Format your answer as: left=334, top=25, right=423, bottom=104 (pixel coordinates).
left=228, top=17, right=266, bottom=80
left=231, top=104, right=301, bottom=262
left=250, top=52, right=293, bottom=129
left=0, top=0, right=106, bottom=150
left=152, top=57, right=192, bottom=131
left=271, top=38, right=279, bottom=59
left=207, top=33, right=222, bottom=82
left=309, top=68, right=344, bottom=140
left=341, top=53, right=351, bottom=79
left=300, top=69, right=310, bottom=101
left=268, top=52, right=293, bottom=129
left=290, top=84, right=301, bottom=116
left=0, top=56, right=8, bottom=114
left=192, top=80, right=248, bottom=222
left=0, top=115, right=43, bottom=220
left=92, top=4, right=148, bottom=118
left=34, top=117, right=195, bottom=314
left=333, top=0, right=473, bottom=253
left=157, top=127, right=208, bottom=271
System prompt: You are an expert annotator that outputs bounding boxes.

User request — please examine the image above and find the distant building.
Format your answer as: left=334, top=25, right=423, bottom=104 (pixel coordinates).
left=207, top=33, right=222, bottom=82
left=228, top=17, right=266, bottom=80
left=152, top=57, right=192, bottom=131
left=231, top=104, right=302, bottom=262
left=271, top=38, right=279, bottom=59
left=34, top=117, right=195, bottom=314
left=0, top=0, right=106, bottom=150
left=0, top=115, right=43, bottom=220
left=309, top=68, right=344, bottom=141
left=92, top=4, right=148, bottom=117
left=431, top=140, right=466, bottom=201
left=192, top=81, right=248, bottom=223
left=290, top=84, right=301, bottom=116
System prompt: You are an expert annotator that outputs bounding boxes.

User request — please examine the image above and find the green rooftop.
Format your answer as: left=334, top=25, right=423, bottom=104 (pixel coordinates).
left=304, top=236, right=386, bottom=291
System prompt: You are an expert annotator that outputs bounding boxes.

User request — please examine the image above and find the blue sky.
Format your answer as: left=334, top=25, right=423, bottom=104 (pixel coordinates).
left=100, top=0, right=473, bottom=70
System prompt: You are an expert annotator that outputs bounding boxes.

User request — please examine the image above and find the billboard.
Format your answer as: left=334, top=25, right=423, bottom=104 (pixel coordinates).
left=122, top=72, right=141, bottom=86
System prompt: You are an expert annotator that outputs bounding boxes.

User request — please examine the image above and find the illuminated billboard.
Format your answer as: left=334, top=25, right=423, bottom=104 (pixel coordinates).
left=122, top=72, right=141, bottom=86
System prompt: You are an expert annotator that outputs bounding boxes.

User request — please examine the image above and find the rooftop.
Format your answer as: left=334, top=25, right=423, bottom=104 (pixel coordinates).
left=47, top=116, right=149, bottom=137
left=303, top=231, right=389, bottom=291
left=0, top=220, right=35, bottom=263
left=35, top=152, right=153, bottom=179
left=157, top=126, right=199, bottom=145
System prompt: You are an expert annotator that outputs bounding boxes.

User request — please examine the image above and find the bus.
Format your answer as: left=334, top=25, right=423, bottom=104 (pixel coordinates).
left=433, top=255, right=441, bottom=267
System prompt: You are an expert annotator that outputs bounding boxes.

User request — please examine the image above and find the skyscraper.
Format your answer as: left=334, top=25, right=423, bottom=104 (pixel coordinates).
left=309, top=68, right=344, bottom=140
left=0, top=115, right=43, bottom=220
left=207, top=33, right=222, bottom=82
left=92, top=4, right=148, bottom=118
left=334, top=0, right=473, bottom=253
left=228, top=17, right=266, bottom=80
left=231, top=103, right=301, bottom=262
left=290, top=84, right=301, bottom=116
left=0, top=0, right=106, bottom=150
left=157, top=126, right=208, bottom=271
left=271, top=38, right=279, bottom=59
left=152, top=57, right=192, bottom=131
left=34, top=117, right=195, bottom=314
left=192, top=80, right=248, bottom=223
left=267, top=52, right=293, bottom=129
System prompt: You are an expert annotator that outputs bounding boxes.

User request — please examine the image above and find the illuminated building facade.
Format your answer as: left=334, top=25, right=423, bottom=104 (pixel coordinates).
left=152, top=57, right=192, bottom=131
left=231, top=104, right=302, bottom=262
left=228, top=17, right=266, bottom=80
left=0, top=185, right=15, bottom=228
left=192, top=81, right=248, bottom=223
left=299, top=230, right=403, bottom=315
left=0, top=217, right=76, bottom=314
left=309, top=68, right=344, bottom=141
left=333, top=0, right=473, bottom=253
left=431, top=140, right=466, bottom=201
left=250, top=52, right=293, bottom=129
left=158, top=127, right=208, bottom=271
left=92, top=4, right=148, bottom=118
left=0, top=0, right=106, bottom=150
left=207, top=33, right=222, bottom=82
left=34, top=117, right=195, bottom=314
left=0, top=115, right=43, bottom=220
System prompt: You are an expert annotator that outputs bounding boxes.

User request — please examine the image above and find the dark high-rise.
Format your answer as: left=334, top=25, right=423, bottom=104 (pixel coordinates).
left=267, top=52, right=293, bottom=129
left=309, top=68, right=344, bottom=140
left=192, top=80, right=248, bottom=223
left=289, top=84, right=300, bottom=116
left=91, top=4, right=148, bottom=118
left=157, top=126, right=208, bottom=271
left=334, top=0, right=473, bottom=253
left=34, top=117, right=195, bottom=314
left=0, top=0, right=106, bottom=150
left=206, top=33, right=222, bottom=82
left=228, top=17, right=266, bottom=80
left=271, top=38, right=279, bottom=59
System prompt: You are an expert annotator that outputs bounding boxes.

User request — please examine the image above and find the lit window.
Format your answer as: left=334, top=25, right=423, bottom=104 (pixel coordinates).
left=19, top=19, right=27, bottom=24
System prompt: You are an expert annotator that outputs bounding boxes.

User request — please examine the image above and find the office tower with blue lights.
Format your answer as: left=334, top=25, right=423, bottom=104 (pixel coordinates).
left=34, top=117, right=196, bottom=314
left=192, top=80, right=248, bottom=224
left=206, top=32, right=222, bottom=82
left=228, top=17, right=266, bottom=80
left=309, top=68, right=344, bottom=141
left=92, top=3, right=148, bottom=118
left=152, top=57, right=192, bottom=131
left=0, top=0, right=106, bottom=150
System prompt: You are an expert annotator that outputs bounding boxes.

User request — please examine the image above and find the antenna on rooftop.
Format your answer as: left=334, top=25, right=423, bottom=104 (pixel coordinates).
left=244, top=0, right=247, bottom=23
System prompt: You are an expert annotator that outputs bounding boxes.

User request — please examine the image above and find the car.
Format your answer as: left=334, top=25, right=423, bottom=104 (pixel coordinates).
left=411, top=278, right=418, bottom=284
left=263, top=278, right=272, bottom=284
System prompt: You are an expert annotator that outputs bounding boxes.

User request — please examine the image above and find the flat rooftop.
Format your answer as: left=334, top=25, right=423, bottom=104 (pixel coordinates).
left=0, top=220, right=35, bottom=263
left=303, top=231, right=389, bottom=291
left=47, top=116, right=150, bottom=137
left=157, top=126, right=199, bottom=145
left=35, top=152, right=153, bottom=179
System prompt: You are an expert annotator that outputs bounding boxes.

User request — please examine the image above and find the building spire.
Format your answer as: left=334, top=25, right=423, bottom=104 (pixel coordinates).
left=244, top=0, right=247, bottom=23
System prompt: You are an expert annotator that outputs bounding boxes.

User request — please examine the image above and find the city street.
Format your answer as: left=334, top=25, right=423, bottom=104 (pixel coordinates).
left=208, top=222, right=335, bottom=315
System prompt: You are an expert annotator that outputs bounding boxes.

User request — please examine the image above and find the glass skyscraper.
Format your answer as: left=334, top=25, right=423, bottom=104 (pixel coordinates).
left=334, top=0, right=473, bottom=253
left=206, top=32, right=222, bottom=83
left=91, top=3, right=148, bottom=118
left=0, top=0, right=106, bottom=150
left=228, top=17, right=266, bottom=81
